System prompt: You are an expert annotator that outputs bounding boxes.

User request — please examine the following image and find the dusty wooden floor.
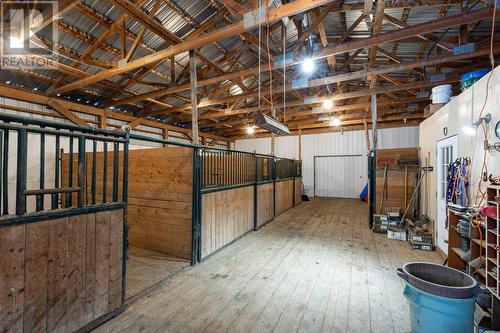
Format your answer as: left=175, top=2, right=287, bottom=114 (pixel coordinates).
left=126, top=247, right=190, bottom=300
left=97, top=198, right=443, bottom=333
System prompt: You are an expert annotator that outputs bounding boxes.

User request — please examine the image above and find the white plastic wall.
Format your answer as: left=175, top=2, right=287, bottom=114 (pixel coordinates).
left=420, top=65, right=500, bottom=253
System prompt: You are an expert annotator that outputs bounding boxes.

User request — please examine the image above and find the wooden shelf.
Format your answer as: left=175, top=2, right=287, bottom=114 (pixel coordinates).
left=485, top=185, right=500, bottom=301
left=451, top=247, right=467, bottom=261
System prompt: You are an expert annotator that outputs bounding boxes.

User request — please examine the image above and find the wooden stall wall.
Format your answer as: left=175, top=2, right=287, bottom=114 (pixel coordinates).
left=201, top=186, right=254, bottom=258
left=375, top=148, right=419, bottom=214
left=294, top=178, right=302, bottom=206
left=275, top=179, right=294, bottom=215
left=127, top=147, right=192, bottom=260
left=257, top=182, right=274, bottom=228
left=62, top=146, right=193, bottom=261
left=0, top=209, right=124, bottom=333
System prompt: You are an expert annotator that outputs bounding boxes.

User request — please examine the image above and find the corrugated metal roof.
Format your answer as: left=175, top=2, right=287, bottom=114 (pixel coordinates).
left=2, top=0, right=499, bottom=129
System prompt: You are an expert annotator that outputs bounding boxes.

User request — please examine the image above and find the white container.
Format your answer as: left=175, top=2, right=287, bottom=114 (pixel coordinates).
left=431, top=84, right=452, bottom=104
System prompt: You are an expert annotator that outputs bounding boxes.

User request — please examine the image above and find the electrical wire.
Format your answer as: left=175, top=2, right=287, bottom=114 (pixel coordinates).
left=468, top=0, right=497, bottom=273
left=265, top=3, right=274, bottom=117
left=258, top=0, right=261, bottom=115
left=283, top=22, right=286, bottom=123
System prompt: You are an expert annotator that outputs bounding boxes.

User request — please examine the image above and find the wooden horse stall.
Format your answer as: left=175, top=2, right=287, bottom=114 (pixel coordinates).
left=199, top=149, right=303, bottom=259
left=256, top=155, right=274, bottom=229
left=274, top=158, right=300, bottom=215
left=275, top=179, right=294, bottom=215
left=0, top=114, right=127, bottom=333
left=62, top=143, right=193, bottom=300
left=200, top=148, right=255, bottom=259
left=294, top=177, right=302, bottom=206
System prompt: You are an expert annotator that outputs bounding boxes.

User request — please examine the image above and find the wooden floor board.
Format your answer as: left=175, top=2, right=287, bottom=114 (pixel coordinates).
left=126, top=247, right=190, bottom=300
left=95, top=198, right=442, bottom=333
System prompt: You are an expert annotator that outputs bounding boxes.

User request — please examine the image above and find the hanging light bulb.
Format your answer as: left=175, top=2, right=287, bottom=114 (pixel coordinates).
left=462, top=125, right=476, bottom=136
left=302, top=58, right=315, bottom=73
left=330, top=118, right=341, bottom=127
left=322, top=99, right=333, bottom=109
left=246, top=125, right=255, bottom=135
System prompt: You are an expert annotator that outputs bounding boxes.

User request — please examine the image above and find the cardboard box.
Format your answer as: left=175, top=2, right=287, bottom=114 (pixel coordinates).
left=387, top=228, right=407, bottom=241
left=409, top=240, right=433, bottom=251
left=424, top=103, right=445, bottom=118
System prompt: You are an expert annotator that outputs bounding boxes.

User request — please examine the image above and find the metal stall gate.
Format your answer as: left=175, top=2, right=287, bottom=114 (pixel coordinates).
left=0, top=113, right=129, bottom=333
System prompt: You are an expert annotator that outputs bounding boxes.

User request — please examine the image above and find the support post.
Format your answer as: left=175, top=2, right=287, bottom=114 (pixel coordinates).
left=170, top=56, right=176, bottom=87
left=363, top=118, right=371, bottom=151
left=298, top=129, right=302, bottom=160
left=271, top=134, right=275, bottom=156
left=190, top=50, right=199, bottom=145
left=162, top=128, right=168, bottom=147
left=254, top=154, right=258, bottom=230
left=368, top=94, right=377, bottom=228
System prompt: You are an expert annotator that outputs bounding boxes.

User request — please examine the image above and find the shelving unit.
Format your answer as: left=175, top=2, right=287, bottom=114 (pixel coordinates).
left=447, top=208, right=487, bottom=285
left=485, top=185, right=500, bottom=298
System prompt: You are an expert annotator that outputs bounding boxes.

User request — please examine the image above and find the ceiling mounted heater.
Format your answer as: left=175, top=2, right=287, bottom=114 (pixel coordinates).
left=255, top=112, right=290, bottom=135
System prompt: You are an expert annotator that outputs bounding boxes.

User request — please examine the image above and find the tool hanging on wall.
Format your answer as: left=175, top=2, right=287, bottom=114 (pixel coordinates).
left=445, top=157, right=471, bottom=228
left=400, top=165, right=434, bottom=227
left=379, top=163, right=388, bottom=213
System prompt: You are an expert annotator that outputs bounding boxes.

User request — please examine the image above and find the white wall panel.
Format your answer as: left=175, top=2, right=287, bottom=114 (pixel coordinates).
left=419, top=65, right=500, bottom=253
left=314, top=155, right=366, bottom=198
left=235, top=126, right=419, bottom=197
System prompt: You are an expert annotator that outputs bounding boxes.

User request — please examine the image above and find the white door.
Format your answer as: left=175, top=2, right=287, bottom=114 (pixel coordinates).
left=436, top=136, right=457, bottom=253
left=314, top=155, right=367, bottom=198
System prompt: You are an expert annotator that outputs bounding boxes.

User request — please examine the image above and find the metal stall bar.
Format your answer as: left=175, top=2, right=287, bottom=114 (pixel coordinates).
left=52, top=135, right=60, bottom=210
left=36, top=130, right=45, bottom=212
left=15, top=129, right=27, bottom=216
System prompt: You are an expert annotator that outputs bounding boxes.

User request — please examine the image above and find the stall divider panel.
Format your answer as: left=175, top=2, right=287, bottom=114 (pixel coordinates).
left=200, top=148, right=302, bottom=260
left=0, top=113, right=129, bottom=333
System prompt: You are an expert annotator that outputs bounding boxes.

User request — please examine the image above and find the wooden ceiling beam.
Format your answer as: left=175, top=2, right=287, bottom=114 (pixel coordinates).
left=51, top=0, right=353, bottom=94
left=111, top=0, right=183, bottom=44
left=106, top=7, right=496, bottom=104
left=116, top=44, right=498, bottom=108
left=383, top=13, right=454, bottom=51
left=0, top=84, right=227, bottom=142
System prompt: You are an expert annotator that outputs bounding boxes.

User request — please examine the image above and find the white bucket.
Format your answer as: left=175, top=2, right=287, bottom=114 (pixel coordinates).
left=431, top=84, right=452, bottom=104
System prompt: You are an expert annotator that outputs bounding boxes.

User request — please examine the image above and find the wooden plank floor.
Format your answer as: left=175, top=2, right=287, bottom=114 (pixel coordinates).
left=126, top=247, right=190, bottom=299
left=98, top=198, right=443, bottom=333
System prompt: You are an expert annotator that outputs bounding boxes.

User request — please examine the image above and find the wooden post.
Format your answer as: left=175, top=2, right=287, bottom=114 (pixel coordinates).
left=271, top=134, right=275, bottom=156
left=170, top=56, right=176, bottom=87
left=404, top=166, right=408, bottom=209
left=371, top=94, right=377, bottom=151
left=162, top=128, right=168, bottom=147
left=368, top=94, right=377, bottom=229
left=363, top=117, right=371, bottom=151
left=190, top=50, right=199, bottom=145
left=120, top=21, right=126, bottom=59
left=298, top=129, right=302, bottom=160
left=99, top=115, right=107, bottom=129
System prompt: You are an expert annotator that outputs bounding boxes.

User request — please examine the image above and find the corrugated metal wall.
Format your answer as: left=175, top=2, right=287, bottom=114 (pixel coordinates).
left=235, top=126, right=419, bottom=197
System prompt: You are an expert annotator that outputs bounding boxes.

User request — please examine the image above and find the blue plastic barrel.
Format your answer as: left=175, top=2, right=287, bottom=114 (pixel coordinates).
left=403, top=282, right=476, bottom=333
left=398, top=262, right=482, bottom=333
